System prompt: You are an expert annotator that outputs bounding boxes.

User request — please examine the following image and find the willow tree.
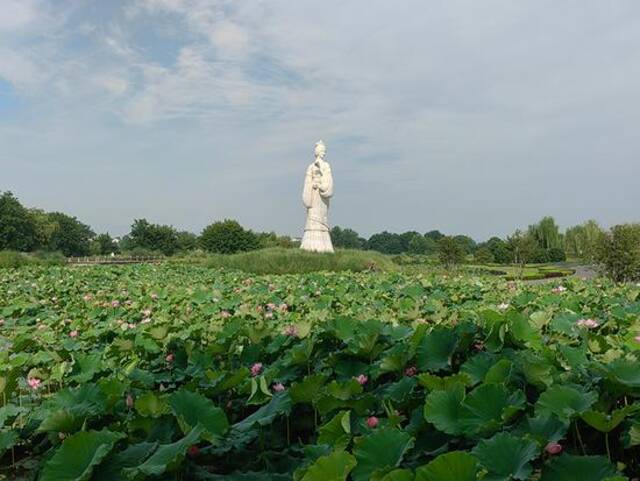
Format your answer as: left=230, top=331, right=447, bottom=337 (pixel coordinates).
left=528, top=216, right=563, bottom=250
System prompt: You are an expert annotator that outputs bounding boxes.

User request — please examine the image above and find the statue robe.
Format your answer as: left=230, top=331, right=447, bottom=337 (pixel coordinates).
left=301, top=159, right=334, bottom=253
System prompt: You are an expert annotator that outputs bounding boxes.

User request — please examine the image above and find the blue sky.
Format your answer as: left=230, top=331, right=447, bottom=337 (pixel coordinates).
left=1, top=0, right=639, bottom=240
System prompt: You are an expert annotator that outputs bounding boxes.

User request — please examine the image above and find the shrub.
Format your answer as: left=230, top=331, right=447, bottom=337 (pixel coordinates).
left=200, top=220, right=260, bottom=254
left=546, top=247, right=567, bottom=262
left=596, top=224, right=640, bottom=282
left=438, top=236, right=464, bottom=268
left=473, top=247, right=494, bottom=264
left=189, top=248, right=395, bottom=274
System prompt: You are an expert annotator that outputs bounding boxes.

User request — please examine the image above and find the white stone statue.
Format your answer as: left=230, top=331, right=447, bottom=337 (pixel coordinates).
left=301, top=140, right=334, bottom=253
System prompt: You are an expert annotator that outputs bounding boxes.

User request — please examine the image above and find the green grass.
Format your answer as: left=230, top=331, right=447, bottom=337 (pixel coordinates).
left=178, top=247, right=397, bottom=274
left=0, top=250, right=66, bottom=268
left=465, top=263, right=575, bottom=280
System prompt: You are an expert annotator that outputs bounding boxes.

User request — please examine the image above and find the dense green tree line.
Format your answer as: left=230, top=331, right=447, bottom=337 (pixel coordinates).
left=2, top=191, right=639, bottom=279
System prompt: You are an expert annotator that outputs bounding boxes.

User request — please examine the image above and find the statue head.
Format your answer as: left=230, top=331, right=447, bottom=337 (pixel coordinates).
left=314, top=140, right=326, bottom=159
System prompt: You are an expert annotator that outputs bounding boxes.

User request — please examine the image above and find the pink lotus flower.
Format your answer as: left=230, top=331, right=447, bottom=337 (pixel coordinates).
left=264, top=312, right=274, bottom=319
left=552, top=286, right=567, bottom=293
left=356, top=374, right=368, bottom=386
left=279, top=303, right=289, bottom=313
left=251, top=362, right=263, bottom=377
left=283, top=325, right=298, bottom=337
left=545, top=442, right=562, bottom=455
left=127, top=323, right=136, bottom=330
left=188, top=445, right=200, bottom=458
left=576, top=318, right=599, bottom=329
left=111, top=300, right=120, bottom=308
left=634, top=335, right=640, bottom=343
left=27, top=378, right=41, bottom=390
left=69, top=330, right=79, bottom=338
left=166, top=353, right=175, bottom=363
left=404, top=366, right=417, bottom=377
left=498, top=302, right=510, bottom=310
left=151, top=293, right=158, bottom=300
left=220, top=310, right=231, bottom=319
left=83, top=294, right=93, bottom=301
left=142, top=309, right=152, bottom=317
left=272, top=382, right=285, bottom=392
left=367, top=416, right=379, bottom=428
left=141, top=317, right=151, bottom=325
left=0, top=318, right=4, bottom=326
left=474, top=341, right=485, bottom=351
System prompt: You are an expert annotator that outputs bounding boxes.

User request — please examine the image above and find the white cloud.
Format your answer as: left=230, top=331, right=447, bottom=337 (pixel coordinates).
left=0, top=0, right=40, bottom=32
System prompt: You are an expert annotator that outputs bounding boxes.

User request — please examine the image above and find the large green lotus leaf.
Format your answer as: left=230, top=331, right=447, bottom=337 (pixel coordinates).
left=289, top=374, right=329, bottom=404
left=384, top=377, right=417, bottom=403
left=352, top=427, right=414, bottom=481
left=168, top=389, right=229, bottom=442
left=300, top=450, right=357, bottom=481
left=415, top=451, right=479, bottom=481
left=513, top=414, right=569, bottom=445
left=628, top=424, right=640, bottom=446
left=508, top=311, right=543, bottom=349
left=540, top=455, right=619, bottom=481
left=39, top=429, right=124, bottom=481
left=460, top=383, right=526, bottom=435
left=379, top=469, right=414, bottom=481
left=325, top=379, right=363, bottom=400
left=70, top=352, right=103, bottom=383
left=581, top=404, right=639, bottom=433
left=233, top=392, right=292, bottom=432
left=0, top=430, right=18, bottom=457
left=93, top=442, right=158, bottom=481
left=536, top=386, right=597, bottom=420
left=379, top=343, right=414, bottom=373
left=483, top=359, right=512, bottom=384
left=424, top=383, right=465, bottom=435
left=416, top=327, right=458, bottom=372
left=39, top=409, right=84, bottom=433
left=460, top=352, right=497, bottom=385
left=472, top=432, right=539, bottom=481
left=123, top=425, right=203, bottom=480
left=605, top=359, right=640, bottom=388
left=417, top=373, right=471, bottom=391
left=318, top=410, right=351, bottom=449
left=135, top=392, right=169, bottom=418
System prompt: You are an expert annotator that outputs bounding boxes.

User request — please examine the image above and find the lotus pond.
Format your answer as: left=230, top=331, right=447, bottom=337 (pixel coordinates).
left=1, top=264, right=640, bottom=480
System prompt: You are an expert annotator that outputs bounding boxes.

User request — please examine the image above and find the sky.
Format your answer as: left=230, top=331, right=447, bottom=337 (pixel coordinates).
left=1, top=0, right=639, bottom=241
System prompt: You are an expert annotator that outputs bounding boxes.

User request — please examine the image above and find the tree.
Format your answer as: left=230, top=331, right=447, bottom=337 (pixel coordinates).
left=595, top=224, right=640, bottom=282
left=0, top=192, right=38, bottom=251
left=408, top=235, right=436, bottom=255
left=528, top=216, right=563, bottom=250
left=453, top=235, right=476, bottom=255
left=257, top=232, right=296, bottom=249
left=473, top=247, right=494, bottom=264
left=507, top=230, right=537, bottom=268
left=176, top=231, right=198, bottom=251
left=438, top=236, right=464, bottom=268
left=425, top=230, right=445, bottom=242
left=200, top=219, right=260, bottom=254
left=565, top=220, right=603, bottom=261
left=366, top=232, right=404, bottom=254
left=92, top=233, right=119, bottom=255
left=46, top=212, right=95, bottom=256
left=482, top=237, right=512, bottom=264
left=330, top=226, right=366, bottom=249
left=127, top=219, right=179, bottom=255
left=29, top=208, right=58, bottom=250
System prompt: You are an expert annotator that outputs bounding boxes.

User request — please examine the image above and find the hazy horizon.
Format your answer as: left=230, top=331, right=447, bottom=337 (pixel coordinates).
left=2, top=1, right=639, bottom=241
